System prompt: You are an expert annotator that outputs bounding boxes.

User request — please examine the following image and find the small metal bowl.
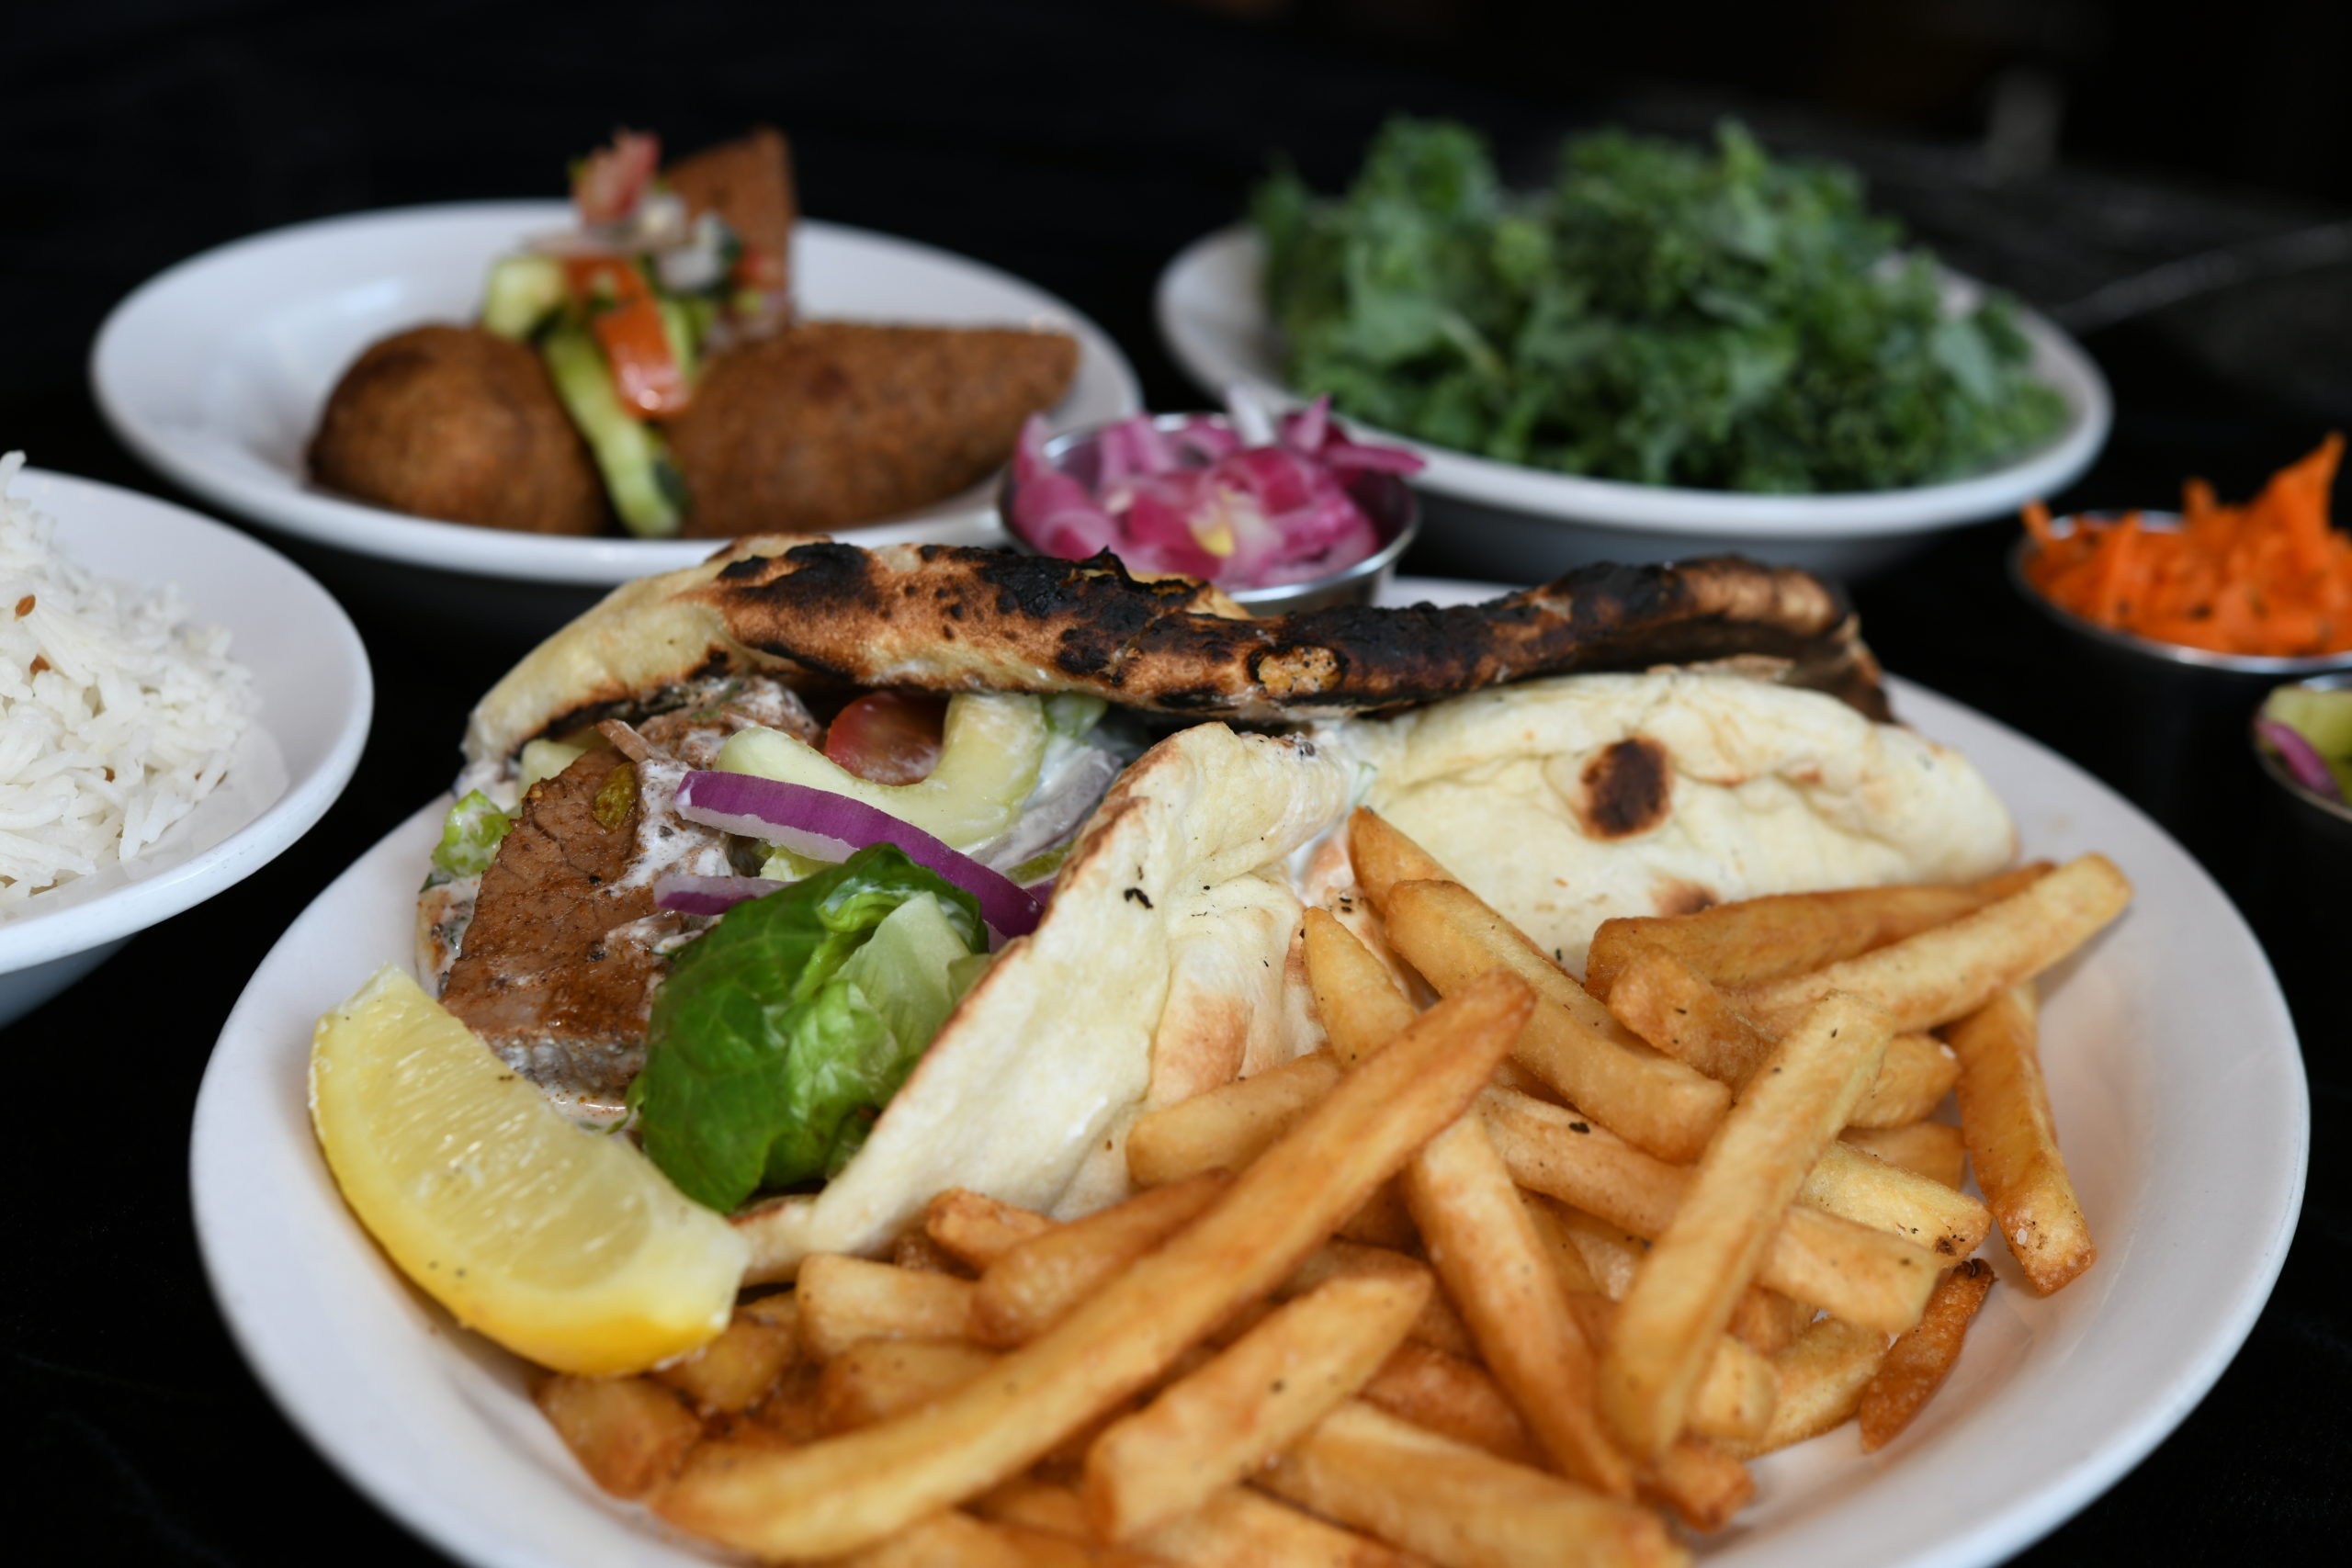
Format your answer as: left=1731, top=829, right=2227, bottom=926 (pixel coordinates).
left=2252, top=672, right=2352, bottom=840
left=998, top=412, right=1419, bottom=615
left=2008, top=512, right=2352, bottom=679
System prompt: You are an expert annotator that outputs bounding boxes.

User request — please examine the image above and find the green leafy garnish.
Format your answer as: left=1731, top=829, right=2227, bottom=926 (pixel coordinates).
left=628, top=846, right=985, bottom=1211
left=1256, top=118, right=2068, bottom=493
left=431, top=791, right=514, bottom=878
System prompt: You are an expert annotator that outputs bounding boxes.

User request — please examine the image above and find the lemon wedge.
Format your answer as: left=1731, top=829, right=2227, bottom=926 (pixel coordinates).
left=310, top=966, right=747, bottom=1375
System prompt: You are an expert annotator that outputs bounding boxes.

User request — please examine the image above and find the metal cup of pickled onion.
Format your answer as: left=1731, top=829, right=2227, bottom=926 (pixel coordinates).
left=997, top=402, right=1422, bottom=616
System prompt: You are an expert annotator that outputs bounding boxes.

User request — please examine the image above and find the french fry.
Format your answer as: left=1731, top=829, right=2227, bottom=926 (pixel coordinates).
left=1562, top=1294, right=1775, bottom=1446
left=1841, top=1122, right=1968, bottom=1190
left=893, top=1229, right=977, bottom=1277
left=1345, top=806, right=1454, bottom=908
left=651, top=972, right=1532, bottom=1560
left=1583, top=864, right=2054, bottom=998
left=1085, top=1274, right=1430, bottom=1540
left=1359, top=1342, right=1540, bottom=1464
left=1309, top=907, right=1634, bottom=1498
left=1858, top=1258, right=1996, bottom=1451
left=924, top=1189, right=1056, bottom=1271
left=1729, top=855, right=2132, bottom=1035
left=996, top=1519, right=1162, bottom=1568
left=1848, top=1034, right=1962, bottom=1128
left=1716, top=1317, right=1889, bottom=1461
left=1600, top=995, right=1895, bottom=1459
left=1724, top=1290, right=1809, bottom=1356
left=535, top=1374, right=700, bottom=1498
left=797, top=1256, right=978, bottom=1361
left=1385, top=879, right=1731, bottom=1162
left=818, top=1338, right=999, bottom=1433
left=656, top=1306, right=802, bottom=1415
left=1281, top=1241, right=1478, bottom=1360
left=1338, top=1180, right=1422, bottom=1251
left=1550, top=1205, right=1647, bottom=1300
left=1799, top=1142, right=1992, bottom=1261
left=832, top=1510, right=1034, bottom=1568
left=1261, top=1402, right=1687, bottom=1568
left=1518, top=1189, right=1604, bottom=1294
left=1482, top=1087, right=1939, bottom=1335
left=1142, top=1487, right=1420, bottom=1567
left=970, top=1173, right=1228, bottom=1348
left=1949, top=986, right=2097, bottom=1292
left=1602, top=945, right=1776, bottom=1085
left=1641, top=1439, right=1753, bottom=1534
left=1125, top=1052, right=1342, bottom=1187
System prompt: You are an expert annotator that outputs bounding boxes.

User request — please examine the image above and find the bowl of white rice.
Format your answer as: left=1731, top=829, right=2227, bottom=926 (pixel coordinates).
left=0, top=457, right=371, bottom=1025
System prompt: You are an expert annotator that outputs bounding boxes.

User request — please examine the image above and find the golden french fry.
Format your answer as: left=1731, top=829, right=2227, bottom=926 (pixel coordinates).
left=1280, top=1241, right=1478, bottom=1361
left=1564, top=1294, right=1775, bottom=1446
left=994, top=1518, right=1158, bottom=1568
left=1858, top=1258, right=1996, bottom=1451
left=535, top=1374, right=700, bottom=1498
left=1359, top=1342, right=1540, bottom=1464
left=656, top=1306, right=803, bottom=1416
left=1602, top=945, right=1777, bottom=1085
left=1338, top=1180, right=1422, bottom=1252
left=1085, top=1274, right=1430, bottom=1540
left=1716, top=1317, right=1890, bottom=1461
left=831, top=1510, right=1033, bottom=1568
left=1583, top=864, right=2054, bottom=998
left=1346, top=807, right=1454, bottom=908
left=1482, top=1088, right=1939, bottom=1335
left=1841, top=1122, right=1968, bottom=1190
left=1640, top=1438, right=1753, bottom=1534
left=1800, top=1142, right=1991, bottom=1261
left=818, top=1338, right=999, bottom=1434
left=1261, top=1402, right=1687, bottom=1568
left=1730, top=855, right=2132, bottom=1035
left=1125, top=1052, right=1343, bottom=1187
left=1385, top=879, right=1731, bottom=1163
left=1949, top=986, right=2097, bottom=1293
left=1518, top=1189, right=1604, bottom=1294
left=970, top=1173, right=1227, bottom=1348
left=1849, top=1034, right=1961, bottom=1128
left=651, top=972, right=1532, bottom=1560
left=1549, top=1205, right=1647, bottom=1300
left=797, top=1257, right=978, bottom=1362
left=1724, top=1290, right=1810, bottom=1356
left=923, top=1190, right=1056, bottom=1271
left=1142, top=1486, right=1419, bottom=1567
left=1601, top=994, right=1895, bottom=1459
left=891, top=1230, right=973, bottom=1276
left=1309, top=907, right=1634, bottom=1498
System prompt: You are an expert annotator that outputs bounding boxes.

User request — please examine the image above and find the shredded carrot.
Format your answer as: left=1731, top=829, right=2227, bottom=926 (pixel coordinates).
left=2022, top=435, right=2351, bottom=656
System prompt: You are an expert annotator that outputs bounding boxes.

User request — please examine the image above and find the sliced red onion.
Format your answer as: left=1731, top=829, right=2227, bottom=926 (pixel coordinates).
left=2256, top=718, right=2344, bottom=801
left=673, top=771, right=1043, bottom=942
left=654, top=874, right=785, bottom=917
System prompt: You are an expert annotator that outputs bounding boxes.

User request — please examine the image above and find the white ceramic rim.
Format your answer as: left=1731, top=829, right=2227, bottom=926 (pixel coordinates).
left=0, top=470, right=372, bottom=972
left=92, top=204, right=1138, bottom=587
left=1156, top=226, right=2113, bottom=539
left=189, top=597, right=2306, bottom=1568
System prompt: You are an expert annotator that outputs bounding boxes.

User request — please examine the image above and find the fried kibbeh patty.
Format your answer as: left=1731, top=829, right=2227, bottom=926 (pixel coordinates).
left=666, top=321, right=1079, bottom=536
left=309, top=324, right=610, bottom=536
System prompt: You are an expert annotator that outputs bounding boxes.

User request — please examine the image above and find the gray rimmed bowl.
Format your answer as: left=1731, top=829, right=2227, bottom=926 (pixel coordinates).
left=2253, top=672, right=2352, bottom=842
left=2008, top=511, right=2352, bottom=679
left=998, top=412, right=1419, bottom=615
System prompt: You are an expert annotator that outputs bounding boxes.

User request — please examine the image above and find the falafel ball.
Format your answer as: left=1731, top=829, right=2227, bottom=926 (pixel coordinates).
left=308, top=324, right=610, bottom=535
left=666, top=321, right=1078, bottom=536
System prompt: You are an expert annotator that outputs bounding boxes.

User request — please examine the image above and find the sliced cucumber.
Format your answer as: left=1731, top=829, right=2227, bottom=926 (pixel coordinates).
left=481, top=254, right=567, bottom=340
left=540, top=326, right=686, bottom=538
left=717, top=694, right=1049, bottom=849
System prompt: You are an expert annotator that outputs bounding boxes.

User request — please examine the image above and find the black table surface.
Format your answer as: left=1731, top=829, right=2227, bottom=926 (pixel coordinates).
left=5, top=3, right=2343, bottom=1562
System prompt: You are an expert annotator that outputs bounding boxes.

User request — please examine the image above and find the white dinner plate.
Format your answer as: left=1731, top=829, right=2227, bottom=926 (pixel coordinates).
left=1158, top=227, right=2112, bottom=579
left=95, top=204, right=1140, bottom=587
left=191, top=581, right=2303, bottom=1568
left=0, top=469, right=371, bottom=1023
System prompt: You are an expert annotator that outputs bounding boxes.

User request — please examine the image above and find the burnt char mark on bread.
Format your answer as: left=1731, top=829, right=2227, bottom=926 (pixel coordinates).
left=440, top=749, right=665, bottom=1097
left=691, top=546, right=1887, bottom=720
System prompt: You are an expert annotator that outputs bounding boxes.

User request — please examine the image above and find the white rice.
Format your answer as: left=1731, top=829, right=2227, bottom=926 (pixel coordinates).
left=0, top=453, right=253, bottom=905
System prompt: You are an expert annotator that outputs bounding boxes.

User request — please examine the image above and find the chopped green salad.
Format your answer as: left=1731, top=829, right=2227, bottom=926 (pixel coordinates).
left=1254, top=118, right=2069, bottom=493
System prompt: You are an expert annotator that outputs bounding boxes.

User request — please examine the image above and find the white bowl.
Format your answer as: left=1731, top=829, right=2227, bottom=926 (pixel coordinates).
left=1158, top=226, right=2112, bottom=580
left=92, top=204, right=1139, bottom=591
left=0, top=470, right=372, bottom=1025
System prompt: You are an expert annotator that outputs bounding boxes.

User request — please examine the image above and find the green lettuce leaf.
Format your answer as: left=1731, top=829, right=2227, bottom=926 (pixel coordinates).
left=628, top=845, right=983, bottom=1211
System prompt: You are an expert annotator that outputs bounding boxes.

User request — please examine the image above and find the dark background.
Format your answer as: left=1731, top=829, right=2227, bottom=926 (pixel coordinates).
left=4, top=1, right=2344, bottom=1562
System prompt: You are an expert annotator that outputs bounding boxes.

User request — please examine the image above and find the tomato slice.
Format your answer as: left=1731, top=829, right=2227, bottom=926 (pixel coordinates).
left=824, top=693, right=947, bottom=785
left=572, top=131, right=661, bottom=225
left=591, top=295, right=692, bottom=417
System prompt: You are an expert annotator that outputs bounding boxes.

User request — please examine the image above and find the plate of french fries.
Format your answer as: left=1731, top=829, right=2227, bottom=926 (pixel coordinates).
left=191, top=671, right=2307, bottom=1568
